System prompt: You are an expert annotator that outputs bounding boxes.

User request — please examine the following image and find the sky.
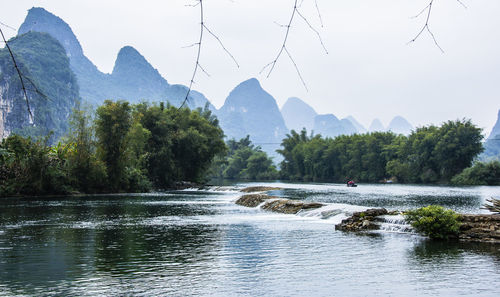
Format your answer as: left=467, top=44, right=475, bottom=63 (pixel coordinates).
left=2, top=0, right=500, bottom=135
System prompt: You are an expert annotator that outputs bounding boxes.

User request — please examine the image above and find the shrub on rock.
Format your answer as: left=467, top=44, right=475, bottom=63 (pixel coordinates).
left=404, top=205, right=460, bottom=240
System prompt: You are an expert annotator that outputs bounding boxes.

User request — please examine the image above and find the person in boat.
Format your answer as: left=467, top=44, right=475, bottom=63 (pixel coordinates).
left=347, top=180, right=356, bottom=187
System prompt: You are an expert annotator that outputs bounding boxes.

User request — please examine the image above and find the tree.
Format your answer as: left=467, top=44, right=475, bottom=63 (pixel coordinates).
left=95, top=100, right=132, bottom=192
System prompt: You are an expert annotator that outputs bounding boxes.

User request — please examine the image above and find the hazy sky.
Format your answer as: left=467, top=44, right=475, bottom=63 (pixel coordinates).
left=2, top=0, right=500, bottom=135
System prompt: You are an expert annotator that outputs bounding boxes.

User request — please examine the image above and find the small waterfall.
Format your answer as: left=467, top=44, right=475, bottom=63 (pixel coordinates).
left=375, top=215, right=415, bottom=234
left=297, top=203, right=368, bottom=224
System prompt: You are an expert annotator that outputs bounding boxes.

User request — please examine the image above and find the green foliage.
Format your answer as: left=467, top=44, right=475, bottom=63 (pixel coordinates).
left=212, top=135, right=278, bottom=180
left=0, top=135, right=71, bottom=196
left=404, top=205, right=461, bottom=240
left=451, top=161, right=500, bottom=185
left=1, top=100, right=226, bottom=197
left=64, top=106, right=107, bottom=193
left=137, top=103, right=226, bottom=188
left=278, top=129, right=398, bottom=182
left=0, top=32, right=79, bottom=142
left=278, top=120, right=484, bottom=184
left=95, top=100, right=133, bottom=192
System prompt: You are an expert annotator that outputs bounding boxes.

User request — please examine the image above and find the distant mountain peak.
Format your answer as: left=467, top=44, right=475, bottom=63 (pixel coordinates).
left=112, top=45, right=165, bottom=82
left=488, top=109, right=500, bottom=139
left=387, top=116, right=413, bottom=135
left=345, top=115, right=367, bottom=134
left=369, top=119, right=385, bottom=132
left=281, top=97, right=317, bottom=132
left=18, top=7, right=83, bottom=58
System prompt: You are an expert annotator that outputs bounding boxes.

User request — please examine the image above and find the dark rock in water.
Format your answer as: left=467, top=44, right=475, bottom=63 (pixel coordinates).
left=240, top=186, right=282, bottom=193
left=235, top=194, right=277, bottom=207
left=261, top=199, right=324, bottom=214
left=335, top=208, right=388, bottom=231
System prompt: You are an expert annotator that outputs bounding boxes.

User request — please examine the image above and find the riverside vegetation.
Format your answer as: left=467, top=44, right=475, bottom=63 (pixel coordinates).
left=0, top=101, right=226, bottom=196
left=1, top=107, right=499, bottom=197
left=278, top=120, right=499, bottom=185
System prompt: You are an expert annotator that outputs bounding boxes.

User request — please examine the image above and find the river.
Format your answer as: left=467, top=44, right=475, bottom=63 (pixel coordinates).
left=1, top=182, right=500, bottom=296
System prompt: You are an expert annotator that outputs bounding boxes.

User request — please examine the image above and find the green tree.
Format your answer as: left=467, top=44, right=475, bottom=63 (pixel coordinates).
left=95, top=100, right=132, bottom=192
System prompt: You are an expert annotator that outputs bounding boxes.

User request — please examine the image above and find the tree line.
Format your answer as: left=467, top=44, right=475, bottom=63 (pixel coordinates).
left=2, top=109, right=499, bottom=197
left=0, top=100, right=226, bottom=196
left=278, top=119, right=498, bottom=184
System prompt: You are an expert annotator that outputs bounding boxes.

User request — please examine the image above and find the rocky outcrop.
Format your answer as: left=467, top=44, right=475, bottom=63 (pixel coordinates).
left=335, top=208, right=389, bottom=231
left=261, top=199, right=324, bottom=214
left=240, top=186, right=282, bottom=193
left=458, top=214, right=500, bottom=244
left=236, top=193, right=323, bottom=214
left=236, top=194, right=277, bottom=207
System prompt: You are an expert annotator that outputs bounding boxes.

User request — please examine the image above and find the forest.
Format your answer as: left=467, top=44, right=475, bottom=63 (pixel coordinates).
left=0, top=101, right=226, bottom=196
left=1, top=108, right=499, bottom=197
left=279, top=120, right=500, bottom=185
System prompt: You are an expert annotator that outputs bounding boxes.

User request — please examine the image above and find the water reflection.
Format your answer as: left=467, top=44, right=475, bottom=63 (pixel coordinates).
left=0, top=184, right=500, bottom=296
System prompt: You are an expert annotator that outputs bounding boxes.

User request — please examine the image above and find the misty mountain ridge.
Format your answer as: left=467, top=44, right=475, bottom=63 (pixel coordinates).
left=281, top=97, right=317, bottom=132
left=216, top=78, right=288, bottom=158
left=386, top=116, right=413, bottom=135
left=481, top=109, right=500, bottom=161
left=18, top=7, right=212, bottom=110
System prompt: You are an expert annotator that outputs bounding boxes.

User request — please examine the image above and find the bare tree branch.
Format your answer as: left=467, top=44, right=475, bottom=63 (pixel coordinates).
left=203, top=24, right=240, bottom=67
left=179, top=0, right=204, bottom=109
left=260, top=0, right=298, bottom=78
left=409, top=0, right=467, bottom=53
left=408, top=0, right=444, bottom=53
left=261, top=0, right=328, bottom=91
left=180, top=0, right=239, bottom=109
left=295, top=9, right=328, bottom=54
left=0, top=20, right=16, bottom=31
left=0, top=27, right=33, bottom=121
left=284, top=46, right=308, bottom=91
left=314, top=0, right=324, bottom=28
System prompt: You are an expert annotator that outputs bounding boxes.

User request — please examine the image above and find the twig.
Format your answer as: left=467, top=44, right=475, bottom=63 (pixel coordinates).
left=408, top=0, right=444, bottom=53
left=0, top=20, right=16, bottom=31
left=284, top=46, right=308, bottom=91
left=179, top=0, right=239, bottom=109
left=408, top=0, right=467, bottom=53
left=260, top=0, right=298, bottom=78
left=261, top=0, right=328, bottom=91
left=179, top=0, right=204, bottom=109
left=203, top=24, right=239, bottom=67
left=0, top=27, right=33, bottom=121
left=314, top=0, right=324, bottom=28
left=295, top=9, right=328, bottom=54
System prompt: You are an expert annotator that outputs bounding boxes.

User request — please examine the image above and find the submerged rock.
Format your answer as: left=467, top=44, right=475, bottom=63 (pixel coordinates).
left=240, top=186, right=282, bottom=193
left=335, top=208, right=388, bottom=231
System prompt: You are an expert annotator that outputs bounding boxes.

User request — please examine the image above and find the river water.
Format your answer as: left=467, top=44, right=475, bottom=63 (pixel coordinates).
left=1, top=182, right=500, bottom=296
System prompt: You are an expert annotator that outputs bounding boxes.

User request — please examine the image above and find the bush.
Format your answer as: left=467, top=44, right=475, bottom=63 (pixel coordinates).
left=451, top=161, right=500, bottom=185
left=404, top=205, right=460, bottom=240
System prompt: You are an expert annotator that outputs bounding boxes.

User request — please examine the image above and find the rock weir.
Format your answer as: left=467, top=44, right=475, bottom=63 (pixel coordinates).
left=235, top=194, right=323, bottom=214
left=240, top=186, right=282, bottom=193
left=459, top=214, right=500, bottom=244
left=335, top=208, right=389, bottom=231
